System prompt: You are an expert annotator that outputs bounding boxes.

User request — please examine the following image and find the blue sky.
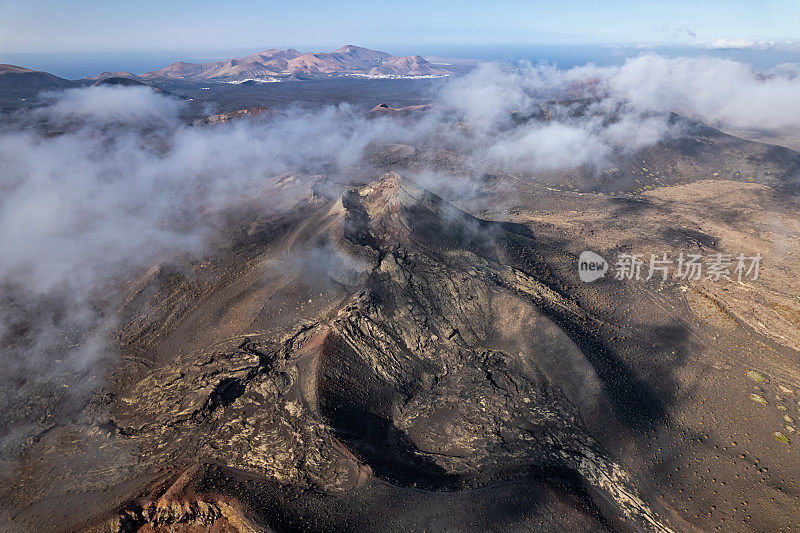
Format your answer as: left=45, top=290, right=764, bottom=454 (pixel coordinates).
left=1, top=0, right=798, bottom=54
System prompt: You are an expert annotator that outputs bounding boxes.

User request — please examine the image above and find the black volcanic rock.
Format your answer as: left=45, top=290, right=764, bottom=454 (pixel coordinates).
left=2, top=111, right=800, bottom=532
left=91, top=76, right=148, bottom=87
left=0, top=172, right=680, bottom=532
left=193, top=106, right=274, bottom=126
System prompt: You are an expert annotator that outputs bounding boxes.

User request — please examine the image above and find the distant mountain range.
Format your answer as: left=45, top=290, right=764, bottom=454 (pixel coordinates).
left=0, top=46, right=454, bottom=109
left=132, top=45, right=452, bottom=83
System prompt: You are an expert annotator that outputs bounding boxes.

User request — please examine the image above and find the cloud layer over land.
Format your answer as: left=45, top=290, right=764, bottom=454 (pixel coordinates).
left=1, top=54, right=799, bottom=452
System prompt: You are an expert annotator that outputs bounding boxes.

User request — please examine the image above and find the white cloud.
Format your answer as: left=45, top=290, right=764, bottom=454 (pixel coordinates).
left=35, top=85, right=185, bottom=125
left=698, top=38, right=800, bottom=51
left=607, top=55, right=800, bottom=130
left=705, top=38, right=760, bottom=50
left=3, top=53, right=800, bottom=449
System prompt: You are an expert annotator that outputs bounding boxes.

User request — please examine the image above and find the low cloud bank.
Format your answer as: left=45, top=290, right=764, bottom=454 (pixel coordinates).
left=1, top=54, right=798, bottom=451
left=608, top=55, right=800, bottom=130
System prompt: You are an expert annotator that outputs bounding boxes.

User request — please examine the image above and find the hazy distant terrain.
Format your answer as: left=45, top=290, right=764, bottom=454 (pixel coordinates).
left=136, top=45, right=452, bottom=82
left=2, top=51, right=800, bottom=533
left=0, top=45, right=462, bottom=116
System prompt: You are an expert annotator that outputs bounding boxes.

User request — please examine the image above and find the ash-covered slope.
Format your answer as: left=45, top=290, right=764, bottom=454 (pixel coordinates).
left=0, top=64, right=77, bottom=91
left=2, top=172, right=678, bottom=532
left=0, top=64, right=79, bottom=109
